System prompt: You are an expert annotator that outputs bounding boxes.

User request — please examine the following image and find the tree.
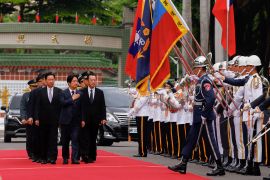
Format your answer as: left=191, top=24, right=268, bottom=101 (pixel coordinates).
left=234, top=0, right=270, bottom=78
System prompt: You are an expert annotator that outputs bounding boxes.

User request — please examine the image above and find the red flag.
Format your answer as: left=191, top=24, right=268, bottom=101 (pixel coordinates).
left=35, top=12, right=40, bottom=23
left=75, top=12, right=79, bottom=24
left=17, top=15, right=22, bottom=22
left=150, top=0, right=189, bottom=91
left=125, top=0, right=143, bottom=80
left=212, top=0, right=236, bottom=56
left=55, top=12, right=59, bottom=23
left=91, top=15, right=96, bottom=25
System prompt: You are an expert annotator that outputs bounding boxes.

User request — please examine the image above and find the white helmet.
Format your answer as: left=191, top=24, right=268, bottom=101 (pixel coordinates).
left=229, top=55, right=240, bottom=65
left=220, top=61, right=227, bottom=70
left=246, top=55, right=261, bottom=66
left=194, top=56, right=207, bottom=67
left=238, top=56, right=247, bottom=66
left=213, top=62, right=221, bottom=71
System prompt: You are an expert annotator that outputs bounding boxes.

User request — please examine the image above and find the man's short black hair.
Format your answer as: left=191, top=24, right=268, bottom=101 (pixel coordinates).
left=67, top=74, right=78, bottom=83
left=88, top=71, right=96, bottom=77
left=45, top=72, right=55, bottom=79
left=36, top=73, right=45, bottom=82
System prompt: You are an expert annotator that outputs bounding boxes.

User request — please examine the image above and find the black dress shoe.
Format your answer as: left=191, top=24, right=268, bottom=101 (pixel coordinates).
left=133, top=154, right=147, bottom=157
left=41, top=160, right=47, bottom=164
left=168, top=157, right=188, bottom=174
left=86, top=159, right=94, bottom=163
left=72, top=160, right=80, bottom=164
left=63, top=159, right=68, bottom=164
left=239, top=161, right=253, bottom=175
left=50, top=160, right=56, bottom=164
left=206, top=166, right=225, bottom=176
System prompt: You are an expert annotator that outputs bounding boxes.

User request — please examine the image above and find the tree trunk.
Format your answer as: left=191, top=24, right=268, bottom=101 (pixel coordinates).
left=200, top=0, right=210, bottom=53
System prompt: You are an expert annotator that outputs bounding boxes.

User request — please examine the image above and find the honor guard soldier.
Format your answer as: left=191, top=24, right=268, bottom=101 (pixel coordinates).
left=20, top=79, right=38, bottom=159
left=168, top=56, right=225, bottom=176
left=128, top=90, right=149, bottom=157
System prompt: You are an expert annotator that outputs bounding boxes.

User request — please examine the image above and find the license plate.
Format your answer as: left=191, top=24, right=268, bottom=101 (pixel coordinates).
left=129, top=127, right=137, bottom=134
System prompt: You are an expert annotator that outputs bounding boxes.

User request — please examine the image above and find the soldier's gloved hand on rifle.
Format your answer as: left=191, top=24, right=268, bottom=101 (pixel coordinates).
left=242, top=103, right=251, bottom=111
left=253, top=106, right=262, bottom=114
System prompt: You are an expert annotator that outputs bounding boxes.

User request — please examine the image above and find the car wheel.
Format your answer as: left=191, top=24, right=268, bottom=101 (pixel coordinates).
left=96, top=129, right=114, bottom=146
left=4, top=135, right=11, bottom=143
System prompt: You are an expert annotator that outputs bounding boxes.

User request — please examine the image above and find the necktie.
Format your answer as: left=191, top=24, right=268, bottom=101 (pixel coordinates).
left=71, top=90, right=75, bottom=95
left=49, top=88, right=53, bottom=103
left=90, top=89, right=93, bottom=103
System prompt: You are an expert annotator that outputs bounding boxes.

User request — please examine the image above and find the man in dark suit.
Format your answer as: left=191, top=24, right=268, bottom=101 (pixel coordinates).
left=20, top=79, right=37, bottom=159
left=35, top=72, right=62, bottom=164
left=27, top=73, right=46, bottom=163
left=80, top=72, right=106, bottom=163
left=59, top=74, right=81, bottom=164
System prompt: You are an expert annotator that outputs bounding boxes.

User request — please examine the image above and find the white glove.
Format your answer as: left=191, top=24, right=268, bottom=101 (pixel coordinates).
left=243, top=103, right=251, bottom=111
left=127, top=108, right=135, bottom=118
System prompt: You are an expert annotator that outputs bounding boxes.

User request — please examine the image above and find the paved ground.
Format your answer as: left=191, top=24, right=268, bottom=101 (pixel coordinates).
left=0, top=129, right=268, bottom=180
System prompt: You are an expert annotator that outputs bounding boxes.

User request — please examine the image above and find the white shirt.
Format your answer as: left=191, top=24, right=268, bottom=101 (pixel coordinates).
left=88, top=87, right=95, bottom=100
left=69, top=88, right=76, bottom=96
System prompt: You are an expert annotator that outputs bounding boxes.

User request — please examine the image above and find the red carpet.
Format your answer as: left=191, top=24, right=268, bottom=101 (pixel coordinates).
left=0, top=149, right=208, bottom=180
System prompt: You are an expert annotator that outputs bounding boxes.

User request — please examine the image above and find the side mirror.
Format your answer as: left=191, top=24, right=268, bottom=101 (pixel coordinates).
left=1, top=106, right=6, bottom=111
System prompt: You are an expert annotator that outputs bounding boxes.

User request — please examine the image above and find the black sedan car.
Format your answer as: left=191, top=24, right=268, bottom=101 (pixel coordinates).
left=97, top=87, right=137, bottom=146
left=1, top=87, right=137, bottom=145
left=1, top=94, right=25, bottom=142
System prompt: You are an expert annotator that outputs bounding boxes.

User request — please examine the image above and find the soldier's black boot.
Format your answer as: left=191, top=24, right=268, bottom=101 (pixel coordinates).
left=206, top=159, right=225, bottom=176
left=168, top=157, right=188, bottom=174
left=252, top=162, right=261, bottom=176
left=239, top=160, right=253, bottom=175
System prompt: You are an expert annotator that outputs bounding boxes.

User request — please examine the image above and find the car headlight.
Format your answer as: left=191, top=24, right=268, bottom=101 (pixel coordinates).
left=106, top=113, right=118, bottom=123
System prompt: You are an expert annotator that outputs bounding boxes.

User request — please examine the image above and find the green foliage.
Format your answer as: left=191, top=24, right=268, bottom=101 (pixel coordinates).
left=0, top=0, right=28, bottom=3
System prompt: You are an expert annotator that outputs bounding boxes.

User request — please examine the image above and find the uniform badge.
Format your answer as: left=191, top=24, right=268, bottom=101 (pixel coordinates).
left=203, top=83, right=211, bottom=91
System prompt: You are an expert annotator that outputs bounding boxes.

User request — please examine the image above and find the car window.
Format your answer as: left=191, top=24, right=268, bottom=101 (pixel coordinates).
left=102, top=88, right=133, bottom=107
left=9, top=96, right=22, bottom=110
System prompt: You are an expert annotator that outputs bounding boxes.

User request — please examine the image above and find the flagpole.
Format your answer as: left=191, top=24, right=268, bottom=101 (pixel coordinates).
left=226, top=0, right=229, bottom=68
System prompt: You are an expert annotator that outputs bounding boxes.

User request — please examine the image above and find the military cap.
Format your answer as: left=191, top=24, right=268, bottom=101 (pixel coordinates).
left=81, top=71, right=94, bottom=79
left=27, top=79, right=37, bottom=86
left=78, top=74, right=84, bottom=83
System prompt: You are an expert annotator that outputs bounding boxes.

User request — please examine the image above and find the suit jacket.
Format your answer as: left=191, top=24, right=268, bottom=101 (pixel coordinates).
left=81, top=87, right=106, bottom=125
left=35, top=87, right=62, bottom=125
left=27, top=87, right=42, bottom=120
left=20, top=92, right=30, bottom=120
left=59, top=88, right=82, bottom=125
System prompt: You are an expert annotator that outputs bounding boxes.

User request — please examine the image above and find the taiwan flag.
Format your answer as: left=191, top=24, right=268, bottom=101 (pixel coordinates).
left=212, top=0, right=236, bottom=56
left=150, top=0, right=189, bottom=91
